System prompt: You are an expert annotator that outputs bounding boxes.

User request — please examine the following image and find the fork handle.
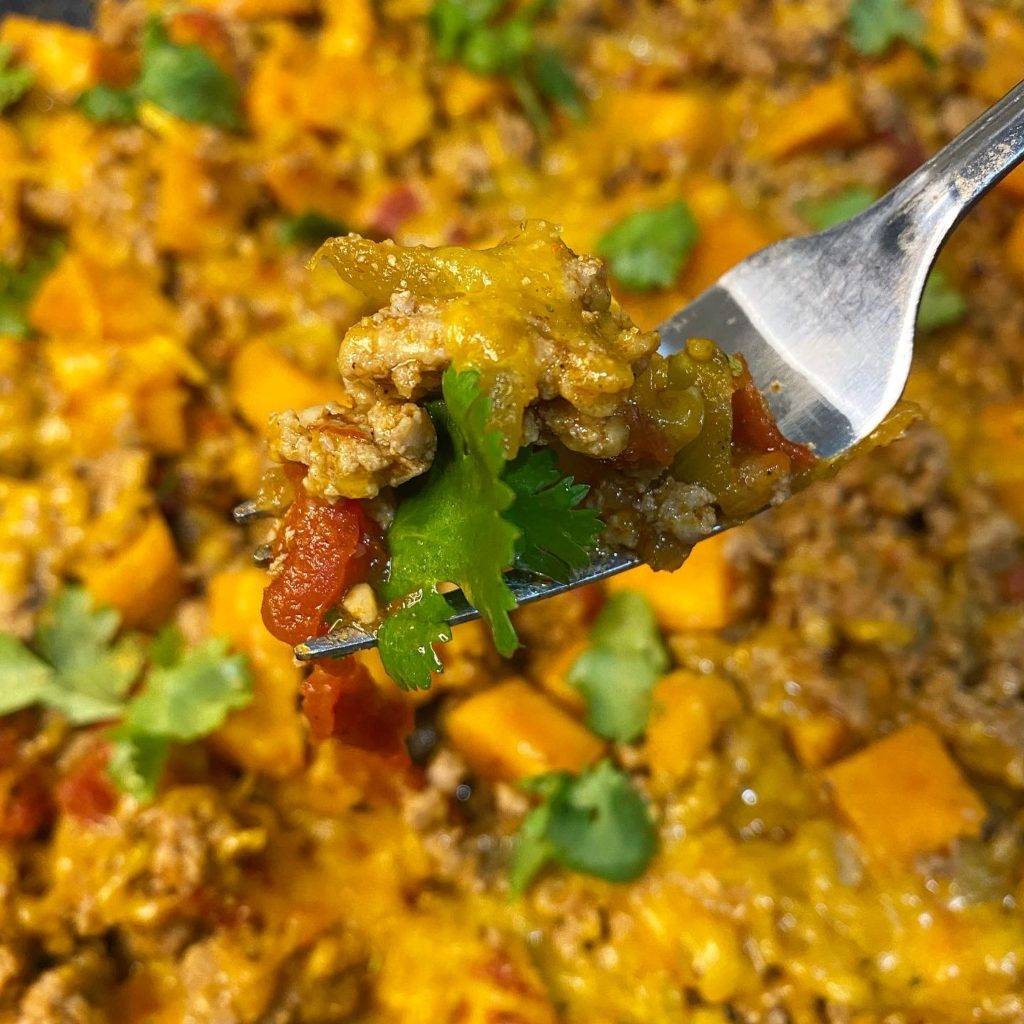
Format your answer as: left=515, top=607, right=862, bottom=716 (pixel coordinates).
left=884, top=79, right=1024, bottom=264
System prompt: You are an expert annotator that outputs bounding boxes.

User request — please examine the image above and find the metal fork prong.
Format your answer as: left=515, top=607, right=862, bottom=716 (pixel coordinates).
left=252, top=543, right=273, bottom=567
left=293, top=549, right=641, bottom=661
left=233, top=499, right=271, bottom=525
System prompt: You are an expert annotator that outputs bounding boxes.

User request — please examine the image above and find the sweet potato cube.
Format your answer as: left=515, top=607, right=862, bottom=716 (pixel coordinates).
left=972, top=400, right=1024, bottom=526
left=230, top=339, right=346, bottom=435
left=529, top=638, right=588, bottom=714
left=207, top=568, right=304, bottom=777
left=0, top=16, right=99, bottom=99
left=78, top=514, right=183, bottom=630
left=446, top=680, right=603, bottom=782
left=825, top=723, right=985, bottom=861
left=753, top=78, right=863, bottom=160
left=607, top=531, right=735, bottom=632
left=645, top=670, right=741, bottom=793
left=787, top=712, right=849, bottom=769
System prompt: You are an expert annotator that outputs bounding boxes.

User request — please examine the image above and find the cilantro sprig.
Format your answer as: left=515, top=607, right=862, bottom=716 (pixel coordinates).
left=378, top=367, right=601, bottom=691
left=510, top=760, right=657, bottom=892
left=800, top=186, right=966, bottom=333
left=596, top=202, right=700, bottom=292
left=847, top=0, right=925, bottom=56
left=0, top=43, right=33, bottom=113
left=428, top=0, right=583, bottom=127
left=78, top=18, right=244, bottom=131
left=278, top=211, right=347, bottom=248
left=567, top=592, right=669, bottom=742
left=0, top=588, right=252, bottom=802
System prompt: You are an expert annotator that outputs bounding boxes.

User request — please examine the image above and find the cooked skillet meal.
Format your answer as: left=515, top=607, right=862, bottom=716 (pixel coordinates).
left=1, top=0, right=1024, bottom=1021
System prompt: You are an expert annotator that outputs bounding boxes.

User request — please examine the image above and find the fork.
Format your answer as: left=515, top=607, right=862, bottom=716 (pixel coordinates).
left=237, top=80, right=1024, bottom=662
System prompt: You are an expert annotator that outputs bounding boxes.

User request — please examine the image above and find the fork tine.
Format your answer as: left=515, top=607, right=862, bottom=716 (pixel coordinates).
left=233, top=499, right=272, bottom=525
left=293, top=549, right=641, bottom=661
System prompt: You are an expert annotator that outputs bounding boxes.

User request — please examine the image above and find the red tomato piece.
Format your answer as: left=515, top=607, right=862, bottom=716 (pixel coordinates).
left=57, top=742, right=116, bottom=824
left=262, top=492, right=380, bottom=646
left=731, top=357, right=818, bottom=472
left=301, top=659, right=412, bottom=762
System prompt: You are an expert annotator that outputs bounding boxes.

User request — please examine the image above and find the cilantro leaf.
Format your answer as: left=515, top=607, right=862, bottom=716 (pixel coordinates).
left=428, top=0, right=583, bottom=126
left=531, top=46, right=584, bottom=120
left=0, top=44, right=33, bottom=113
left=504, top=447, right=601, bottom=581
left=0, top=635, right=54, bottom=716
left=0, top=243, right=62, bottom=340
left=847, top=0, right=925, bottom=56
left=567, top=592, right=669, bottom=742
left=596, top=202, right=699, bottom=291
left=278, top=211, right=347, bottom=248
left=917, top=268, right=967, bottom=332
left=78, top=84, right=138, bottom=124
left=510, top=761, right=657, bottom=892
left=799, top=185, right=876, bottom=230
left=34, top=588, right=146, bottom=705
left=110, top=637, right=252, bottom=801
left=138, top=19, right=244, bottom=131
left=379, top=367, right=518, bottom=690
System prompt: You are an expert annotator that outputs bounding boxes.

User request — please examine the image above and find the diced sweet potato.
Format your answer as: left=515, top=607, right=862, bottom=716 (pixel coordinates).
left=971, top=400, right=1024, bottom=526
left=601, top=89, right=716, bottom=155
left=607, top=531, right=735, bottom=632
left=78, top=514, right=183, bottom=630
left=787, top=712, right=849, bottom=769
left=30, top=254, right=174, bottom=342
left=446, top=680, right=604, bottom=782
left=972, top=10, right=1024, bottom=103
left=207, top=568, right=304, bottom=777
left=644, top=670, right=741, bottom=793
left=0, top=16, right=99, bottom=99
left=528, top=639, right=588, bottom=714
left=825, top=723, right=986, bottom=861
left=752, top=78, right=863, bottom=160
left=136, top=385, right=189, bottom=455
left=230, top=339, right=346, bottom=435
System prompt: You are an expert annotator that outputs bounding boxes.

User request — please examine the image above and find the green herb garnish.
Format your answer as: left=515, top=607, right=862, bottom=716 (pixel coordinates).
left=278, top=211, right=347, bottom=248
left=847, top=0, right=925, bottom=56
left=378, top=367, right=520, bottom=690
left=567, top=592, right=669, bottom=742
left=109, top=635, right=252, bottom=801
left=798, top=185, right=879, bottom=231
left=78, top=84, right=138, bottom=124
left=78, top=18, right=244, bottom=131
left=596, top=202, right=700, bottom=292
left=428, top=0, right=583, bottom=127
left=510, top=760, right=657, bottom=892
left=0, top=588, right=252, bottom=801
left=504, top=447, right=601, bottom=581
left=378, top=367, right=601, bottom=690
left=0, top=43, right=34, bottom=113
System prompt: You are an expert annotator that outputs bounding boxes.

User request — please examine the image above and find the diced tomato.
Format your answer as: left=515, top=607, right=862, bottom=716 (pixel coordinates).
left=1001, top=561, right=1024, bottom=604
left=301, top=659, right=412, bottom=762
left=57, top=742, right=116, bottom=824
left=0, top=769, right=53, bottom=841
left=370, top=185, right=422, bottom=238
left=730, top=357, right=818, bottom=472
left=262, top=490, right=382, bottom=646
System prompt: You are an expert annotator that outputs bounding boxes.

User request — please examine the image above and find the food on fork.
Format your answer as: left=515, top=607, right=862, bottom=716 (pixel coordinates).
left=259, top=222, right=816, bottom=688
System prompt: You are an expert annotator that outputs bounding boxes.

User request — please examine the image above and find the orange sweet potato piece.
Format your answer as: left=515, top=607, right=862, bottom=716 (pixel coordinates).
left=207, top=568, right=304, bottom=777
left=0, top=16, right=98, bottom=99
left=230, top=339, right=347, bottom=435
left=644, top=670, right=741, bottom=793
left=607, top=531, right=736, bottom=632
left=78, top=515, right=183, bottom=630
left=446, top=680, right=604, bottom=782
left=752, top=78, right=864, bottom=161
left=825, top=723, right=986, bottom=861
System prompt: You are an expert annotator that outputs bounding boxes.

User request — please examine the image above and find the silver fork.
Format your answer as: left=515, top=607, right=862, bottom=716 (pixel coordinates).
left=239, top=80, right=1024, bottom=662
